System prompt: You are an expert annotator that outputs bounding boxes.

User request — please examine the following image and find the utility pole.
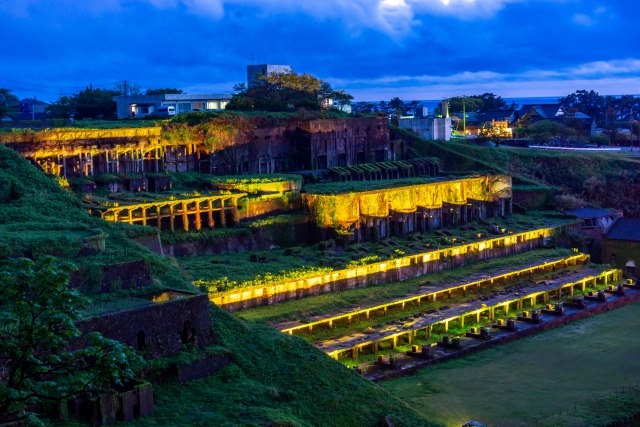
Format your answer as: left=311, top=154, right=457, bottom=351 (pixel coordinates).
left=463, top=98, right=466, bottom=134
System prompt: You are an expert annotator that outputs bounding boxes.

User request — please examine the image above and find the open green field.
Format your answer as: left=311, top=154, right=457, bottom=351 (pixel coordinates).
left=381, top=302, right=640, bottom=427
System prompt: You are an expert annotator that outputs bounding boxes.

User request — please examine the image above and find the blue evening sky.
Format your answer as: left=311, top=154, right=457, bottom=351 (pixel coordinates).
left=1, top=0, right=639, bottom=102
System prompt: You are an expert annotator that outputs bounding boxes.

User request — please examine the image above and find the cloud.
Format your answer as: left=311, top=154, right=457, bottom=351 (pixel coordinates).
left=331, top=58, right=640, bottom=100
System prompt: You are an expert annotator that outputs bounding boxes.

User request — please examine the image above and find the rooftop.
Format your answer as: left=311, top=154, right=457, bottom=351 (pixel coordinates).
left=605, top=218, right=640, bottom=242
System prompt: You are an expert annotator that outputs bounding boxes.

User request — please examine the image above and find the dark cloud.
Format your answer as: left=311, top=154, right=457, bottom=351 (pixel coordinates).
left=0, top=0, right=638, bottom=101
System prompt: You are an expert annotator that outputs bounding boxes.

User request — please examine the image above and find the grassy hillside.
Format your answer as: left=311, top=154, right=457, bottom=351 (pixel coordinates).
left=0, top=144, right=435, bottom=426
left=397, top=128, right=640, bottom=215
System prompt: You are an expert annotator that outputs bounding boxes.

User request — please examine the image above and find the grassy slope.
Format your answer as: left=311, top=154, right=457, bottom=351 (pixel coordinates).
left=0, top=145, right=436, bottom=426
left=0, top=145, right=195, bottom=296
left=132, top=310, right=435, bottom=427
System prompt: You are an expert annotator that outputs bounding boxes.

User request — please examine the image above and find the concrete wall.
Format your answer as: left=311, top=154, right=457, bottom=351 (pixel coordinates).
left=603, top=238, right=640, bottom=277
left=212, top=227, right=558, bottom=310
left=399, top=117, right=452, bottom=141
left=78, top=293, right=214, bottom=358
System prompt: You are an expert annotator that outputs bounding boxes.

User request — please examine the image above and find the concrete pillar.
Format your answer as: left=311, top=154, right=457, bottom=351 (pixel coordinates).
left=372, top=341, right=379, bottom=354
left=156, top=206, right=162, bottom=231
left=204, top=199, right=214, bottom=228
left=142, top=207, right=147, bottom=226
left=181, top=202, right=189, bottom=232
left=328, top=320, right=333, bottom=329
left=169, top=204, right=175, bottom=232
left=475, top=312, right=480, bottom=323
left=444, top=320, right=449, bottom=333
left=426, top=325, right=432, bottom=339
left=352, top=347, right=359, bottom=359
left=231, top=197, right=240, bottom=225
left=392, top=336, right=397, bottom=349
left=194, top=202, right=202, bottom=231
left=460, top=315, right=465, bottom=328
left=219, top=199, right=226, bottom=227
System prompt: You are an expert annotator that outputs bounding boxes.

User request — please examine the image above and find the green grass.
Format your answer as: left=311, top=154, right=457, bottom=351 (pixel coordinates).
left=0, top=145, right=196, bottom=298
left=381, top=301, right=640, bottom=427
left=123, top=309, right=437, bottom=427
left=237, top=248, right=573, bottom=325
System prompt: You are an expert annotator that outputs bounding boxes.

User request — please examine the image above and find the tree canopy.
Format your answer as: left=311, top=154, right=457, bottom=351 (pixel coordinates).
left=0, top=88, right=19, bottom=119
left=0, top=257, right=141, bottom=422
left=146, top=88, right=184, bottom=95
left=47, top=87, right=118, bottom=119
left=226, top=72, right=352, bottom=112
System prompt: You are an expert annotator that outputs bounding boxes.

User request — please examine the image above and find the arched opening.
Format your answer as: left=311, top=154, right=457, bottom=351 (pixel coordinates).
left=180, top=320, right=196, bottom=345
left=136, top=330, right=146, bottom=351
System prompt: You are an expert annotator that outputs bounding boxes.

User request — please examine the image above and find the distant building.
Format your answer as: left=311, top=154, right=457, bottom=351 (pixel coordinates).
left=246, top=64, right=292, bottom=88
left=398, top=117, right=452, bottom=141
left=562, top=207, right=621, bottom=233
left=517, top=103, right=596, bottom=136
left=11, top=98, right=50, bottom=121
left=113, top=93, right=232, bottom=119
left=602, top=217, right=640, bottom=278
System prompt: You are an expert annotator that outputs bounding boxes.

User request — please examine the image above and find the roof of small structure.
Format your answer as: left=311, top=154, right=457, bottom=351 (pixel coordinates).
left=518, top=104, right=564, bottom=119
left=604, top=218, right=640, bottom=242
left=563, top=207, right=616, bottom=219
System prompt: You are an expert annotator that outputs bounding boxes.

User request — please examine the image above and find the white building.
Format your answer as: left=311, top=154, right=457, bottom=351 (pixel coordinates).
left=399, top=117, right=452, bottom=141
left=113, top=93, right=232, bottom=119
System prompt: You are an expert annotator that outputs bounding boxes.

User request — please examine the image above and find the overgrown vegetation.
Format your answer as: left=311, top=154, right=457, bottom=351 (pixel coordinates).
left=238, top=248, right=573, bottom=325
left=0, top=138, right=439, bottom=427
left=125, top=310, right=436, bottom=427
left=399, top=127, right=640, bottom=216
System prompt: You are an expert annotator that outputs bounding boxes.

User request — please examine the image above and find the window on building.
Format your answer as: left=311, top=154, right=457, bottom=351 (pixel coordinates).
left=206, top=101, right=219, bottom=110
left=177, top=102, right=191, bottom=113
left=192, top=102, right=204, bottom=111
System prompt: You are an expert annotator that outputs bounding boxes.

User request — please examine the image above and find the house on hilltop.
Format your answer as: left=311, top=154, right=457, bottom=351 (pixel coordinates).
left=113, top=93, right=232, bottom=119
left=517, top=103, right=596, bottom=137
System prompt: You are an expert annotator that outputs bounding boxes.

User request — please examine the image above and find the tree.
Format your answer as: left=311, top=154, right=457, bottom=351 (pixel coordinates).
left=0, top=88, right=19, bottom=120
left=46, top=95, right=76, bottom=119
left=145, top=88, right=183, bottom=95
left=472, top=93, right=513, bottom=113
left=0, top=257, right=141, bottom=422
left=114, top=81, right=141, bottom=97
left=226, top=71, right=351, bottom=112
left=560, top=90, right=606, bottom=125
left=442, top=96, right=483, bottom=115
left=75, top=87, right=119, bottom=119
